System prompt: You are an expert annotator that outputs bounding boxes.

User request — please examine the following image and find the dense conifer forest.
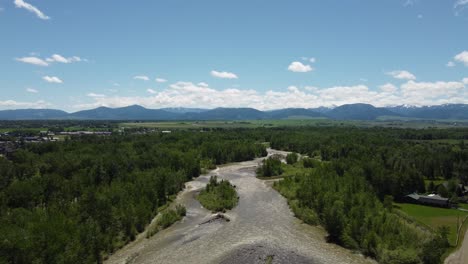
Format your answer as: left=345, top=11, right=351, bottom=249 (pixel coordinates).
left=0, top=131, right=266, bottom=263
left=0, top=126, right=467, bottom=263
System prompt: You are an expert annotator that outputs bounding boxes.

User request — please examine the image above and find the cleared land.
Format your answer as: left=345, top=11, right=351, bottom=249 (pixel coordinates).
left=395, top=203, right=468, bottom=245
left=120, top=119, right=468, bottom=130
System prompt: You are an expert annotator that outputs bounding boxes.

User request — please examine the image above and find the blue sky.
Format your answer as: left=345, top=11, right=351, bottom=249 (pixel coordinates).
left=0, top=0, right=467, bottom=111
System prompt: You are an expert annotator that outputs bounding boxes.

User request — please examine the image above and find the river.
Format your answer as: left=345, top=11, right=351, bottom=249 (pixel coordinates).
left=105, top=149, right=374, bottom=264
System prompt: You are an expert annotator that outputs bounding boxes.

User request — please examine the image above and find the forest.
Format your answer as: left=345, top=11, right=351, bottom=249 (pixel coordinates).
left=0, top=125, right=467, bottom=263
left=268, top=127, right=468, bottom=263
left=0, top=130, right=266, bottom=263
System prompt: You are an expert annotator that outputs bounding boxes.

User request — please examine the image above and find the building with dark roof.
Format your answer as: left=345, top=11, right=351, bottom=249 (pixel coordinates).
left=405, top=193, right=450, bottom=208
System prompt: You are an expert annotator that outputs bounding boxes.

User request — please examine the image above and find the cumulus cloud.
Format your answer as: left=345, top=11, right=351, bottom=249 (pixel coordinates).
left=134, top=75, right=150, bottom=81
left=15, top=56, right=49, bottom=66
left=155, top=78, right=167, bottom=83
left=46, top=54, right=83, bottom=64
left=379, top=83, right=398, bottom=93
left=16, top=54, right=84, bottom=66
left=401, top=80, right=465, bottom=101
left=454, top=51, right=468, bottom=66
left=198, top=82, right=209, bottom=87
left=43, top=76, right=63, bottom=84
left=73, top=78, right=468, bottom=111
left=147, top=89, right=157, bottom=94
left=0, top=99, right=50, bottom=109
left=211, top=70, right=238, bottom=79
left=386, top=70, right=416, bottom=80
left=288, top=61, right=313, bottom=73
left=14, top=0, right=50, bottom=20
left=26, top=88, right=38, bottom=93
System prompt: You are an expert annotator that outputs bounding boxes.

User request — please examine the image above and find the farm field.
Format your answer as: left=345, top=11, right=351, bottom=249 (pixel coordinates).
left=120, top=119, right=468, bottom=130
left=395, top=203, right=468, bottom=245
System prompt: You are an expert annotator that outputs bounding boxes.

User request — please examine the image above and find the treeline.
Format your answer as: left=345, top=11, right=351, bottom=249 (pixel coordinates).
left=266, top=127, right=468, bottom=263
left=0, top=131, right=266, bottom=263
left=275, top=164, right=449, bottom=263
left=269, top=127, right=468, bottom=201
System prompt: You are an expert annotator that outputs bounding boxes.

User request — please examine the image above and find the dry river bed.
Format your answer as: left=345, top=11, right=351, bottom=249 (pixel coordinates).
left=105, top=149, right=375, bottom=264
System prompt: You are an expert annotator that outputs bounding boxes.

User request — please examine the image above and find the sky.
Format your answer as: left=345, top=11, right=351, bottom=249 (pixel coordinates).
left=0, top=0, right=467, bottom=111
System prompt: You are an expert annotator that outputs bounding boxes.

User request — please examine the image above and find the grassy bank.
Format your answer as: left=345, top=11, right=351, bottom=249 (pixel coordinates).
left=146, top=204, right=186, bottom=238
left=395, top=203, right=468, bottom=246
left=197, top=176, right=238, bottom=212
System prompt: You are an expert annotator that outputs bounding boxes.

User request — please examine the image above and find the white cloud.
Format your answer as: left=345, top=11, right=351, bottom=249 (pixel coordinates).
left=46, top=54, right=82, bottom=64
left=26, top=88, right=38, bottom=93
left=401, top=80, right=464, bottom=99
left=198, top=82, right=209, bottom=87
left=454, top=51, right=468, bottom=66
left=447, top=61, right=456, bottom=67
left=0, top=99, right=50, bottom=109
left=15, top=56, right=49, bottom=66
left=155, top=78, right=167, bottom=83
left=386, top=70, right=416, bottom=80
left=43, top=76, right=63, bottom=84
left=14, top=0, right=50, bottom=20
left=147, top=89, right=157, bottom=94
left=379, top=83, right=398, bottom=93
left=211, top=70, right=238, bottom=79
left=16, top=54, right=84, bottom=66
left=87, top=93, right=105, bottom=98
left=74, top=77, right=468, bottom=111
left=288, top=61, right=313, bottom=73
left=134, top=75, right=150, bottom=81
left=455, top=0, right=468, bottom=8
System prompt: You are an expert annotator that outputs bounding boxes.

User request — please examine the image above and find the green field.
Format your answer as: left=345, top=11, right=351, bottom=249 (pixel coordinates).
left=395, top=203, right=468, bottom=245
left=120, top=119, right=468, bottom=130
left=120, top=119, right=330, bottom=129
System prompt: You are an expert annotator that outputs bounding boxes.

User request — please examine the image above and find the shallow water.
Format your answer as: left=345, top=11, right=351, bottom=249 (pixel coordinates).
left=105, top=149, right=374, bottom=264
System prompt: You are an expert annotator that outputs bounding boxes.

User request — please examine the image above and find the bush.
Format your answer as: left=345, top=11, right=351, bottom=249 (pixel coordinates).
left=286, top=152, right=299, bottom=165
left=197, top=176, right=238, bottom=212
left=302, top=158, right=320, bottom=168
left=147, top=204, right=186, bottom=238
left=257, top=157, right=283, bottom=177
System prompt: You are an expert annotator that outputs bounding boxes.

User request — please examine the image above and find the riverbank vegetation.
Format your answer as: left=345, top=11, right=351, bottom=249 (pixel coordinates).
left=268, top=127, right=468, bottom=264
left=197, top=176, right=238, bottom=212
left=256, top=156, right=283, bottom=177
left=147, top=204, right=186, bottom=238
left=0, top=131, right=266, bottom=264
left=1, top=124, right=467, bottom=263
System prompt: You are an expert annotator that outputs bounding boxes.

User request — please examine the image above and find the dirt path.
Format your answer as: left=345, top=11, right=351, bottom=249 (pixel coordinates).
left=445, top=229, right=468, bottom=264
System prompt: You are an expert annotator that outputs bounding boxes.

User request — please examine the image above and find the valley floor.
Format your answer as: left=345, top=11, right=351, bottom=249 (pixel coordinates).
left=105, top=150, right=373, bottom=264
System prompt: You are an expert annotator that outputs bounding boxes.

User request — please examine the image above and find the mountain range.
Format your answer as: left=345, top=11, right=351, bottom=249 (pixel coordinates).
left=0, top=104, right=467, bottom=121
